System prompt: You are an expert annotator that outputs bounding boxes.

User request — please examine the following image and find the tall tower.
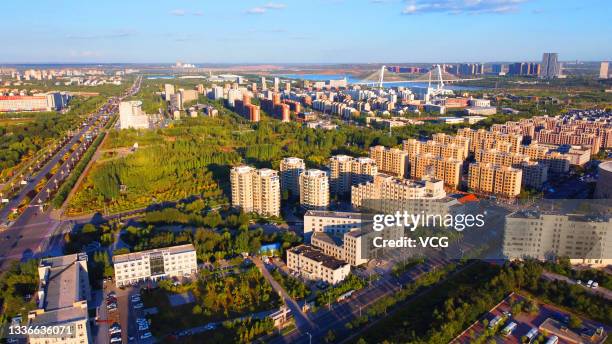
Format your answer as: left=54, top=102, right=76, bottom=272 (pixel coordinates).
left=540, top=53, right=560, bottom=79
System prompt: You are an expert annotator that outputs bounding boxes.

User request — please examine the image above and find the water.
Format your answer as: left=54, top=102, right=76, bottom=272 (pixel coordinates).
left=276, top=73, right=482, bottom=91
left=147, top=75, right=175, bottom=80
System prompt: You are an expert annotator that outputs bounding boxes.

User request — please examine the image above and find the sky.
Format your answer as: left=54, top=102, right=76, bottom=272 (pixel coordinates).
left=1, top=0, right=611, bottom=64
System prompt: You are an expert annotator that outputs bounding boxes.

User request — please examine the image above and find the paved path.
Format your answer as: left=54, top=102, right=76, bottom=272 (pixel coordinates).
left=542, top=271, right=612, bottom=300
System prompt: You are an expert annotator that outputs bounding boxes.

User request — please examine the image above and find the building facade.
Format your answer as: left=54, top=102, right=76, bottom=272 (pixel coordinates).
left=286, top=245, right=351, bottom=285
left=279, top=157, right=305, bottom=197
left=230, top=166, right=281, bottom=217
left=299, top=169, right=330, bottom=210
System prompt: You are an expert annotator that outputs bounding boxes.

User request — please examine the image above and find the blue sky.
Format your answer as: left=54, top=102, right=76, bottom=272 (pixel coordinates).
left=1, top=0, right=610, bottom=63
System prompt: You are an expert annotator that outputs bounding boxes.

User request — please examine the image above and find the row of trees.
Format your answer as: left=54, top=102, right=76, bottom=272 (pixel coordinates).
left=0, top=260, right=38, bottom=324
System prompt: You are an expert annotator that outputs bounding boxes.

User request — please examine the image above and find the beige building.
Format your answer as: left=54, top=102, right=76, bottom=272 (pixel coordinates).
left=329, top=155, right=377, bottom=195
left=287, top=245, right=351, bottom=285
left=230, top=166, right=281, bottom=217
left=28, top=254, right=92, bottom=344
left=457, top=128, right=522, bottom=154
left=432, top=133, right=470, bottom=156
left=504, top=211, right=611, bottom=267
left=279, top=157, right=305, bottom=197
left=351, top=174, right=446, bottom=208
left=303, top=210, right=362, bottom=238
left=299, top=169, right=330, bottom=210
left=474, top=149, right=530, bottom=167
left=369, top=145, right=409, bottom=178
left=468, top=163, right=522, bottom=198
left=311, top=231, right=368, bottom=266
left=403, top=139, right=467, bottom=161
left=113, top=244, right=198, bottom=287
left=518, top=161, right=548, bottom=189
left=409, top=153, right=463, bottom=188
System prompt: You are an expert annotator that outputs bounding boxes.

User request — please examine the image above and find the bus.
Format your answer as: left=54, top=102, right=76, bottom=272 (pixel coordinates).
left=525, top=328, right=538, bottom=343
left=545, top=335, right=559, bottom=344
left=502, top=322, right=517, bottom=336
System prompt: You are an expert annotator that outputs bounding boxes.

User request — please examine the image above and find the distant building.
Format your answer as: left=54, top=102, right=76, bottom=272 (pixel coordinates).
left=164, top=84, right=175, bottom=99
left=28, top=254, right=92, bottom=344
left=113, top=244, right=198, bottom=287
left=464, top=106, right=497, bottom=116
left=119, top=100, right=149, bottom=130
left=0, top=92, right=70, bottom=112
left=600, top=61, right=609, bottom=79
left=351, top=174, right=446, bottom=208
left=540, top=53, right=561, bottom=79
left=468, top=163, right=522, bottom=198
left=299, top=169, right=330, bottom=210
left=279, top=157, right=305, bottom=197
left=329, top=155, right=377, bottom=195
left=369, top=145, right=409, bottom=178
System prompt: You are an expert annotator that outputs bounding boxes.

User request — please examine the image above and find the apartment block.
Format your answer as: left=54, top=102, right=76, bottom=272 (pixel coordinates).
left=230, top=166, right=281, bottom=217
left=28, top=254, right=92, bottom=344
left=299, top=169, right=330, bottom=210
left=504, top=211, right=611, bottom=267
left=409, top=153, right=462, bottom=188
left=351, top=174, right=446, bottom=208
left=369, top=145, right=409, bottom=178
left=403, top=139, right=467, bottom=161
left=303, top=210, right=362, bottom=241
left=113, top=244, right=198, bottom=287
left=517, top=161, right=548, bottom=189
left=279, top=157, right=305, bottom=197
left=457, top=128, right=522, bottom=153
left=329, top=155, right=378, bottom=195
left=468, top=163, right=522, bottom=198
left=286, top=245, right=351, bottom=285
left=474, top=149, right=530, bottom=167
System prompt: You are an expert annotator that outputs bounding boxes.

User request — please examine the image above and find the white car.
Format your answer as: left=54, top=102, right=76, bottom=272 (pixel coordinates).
left=140, top=332, right=152, bottom=339
left=133, top=303, right=143, bottom=309
left=138, top=324, right=149, bottom=331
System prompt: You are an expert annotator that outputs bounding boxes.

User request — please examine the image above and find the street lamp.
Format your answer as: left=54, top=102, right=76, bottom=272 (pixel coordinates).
left=305, top=332, right=312, bottom=344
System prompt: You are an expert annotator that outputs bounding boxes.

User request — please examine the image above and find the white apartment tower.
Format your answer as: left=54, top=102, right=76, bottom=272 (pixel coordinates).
left=230, top=166, right=281, bottom=217
left=299, top=169, right=330, bottom=210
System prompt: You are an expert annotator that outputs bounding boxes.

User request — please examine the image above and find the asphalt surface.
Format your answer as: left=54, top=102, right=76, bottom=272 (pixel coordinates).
left=0, top=76, right=142, bottom=270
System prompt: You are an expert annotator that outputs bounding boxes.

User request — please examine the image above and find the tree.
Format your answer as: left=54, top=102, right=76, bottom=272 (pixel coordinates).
left=568, top=314, right=582, bottom=329
left=325, top=330, right=336, bottom=343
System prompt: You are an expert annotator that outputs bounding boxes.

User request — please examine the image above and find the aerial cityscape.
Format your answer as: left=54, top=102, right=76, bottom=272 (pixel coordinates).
left=0, top=1, right=611, bottom=344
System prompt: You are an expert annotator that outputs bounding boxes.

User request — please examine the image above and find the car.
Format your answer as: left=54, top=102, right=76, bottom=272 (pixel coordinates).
left=128, top=336, right=135, bottom=342
left=587, top=280, right=594, bottom=287
left=133, top=302, right=143, bottom=309
left=107, top=302, right=117, bottom=308
left=577, top=280, right=582, bottom=285
left=140, top=332, right=152, bottom=339
left=110, top=337, right=122, bottom=343
left=591, top=282, right=599, bottom=288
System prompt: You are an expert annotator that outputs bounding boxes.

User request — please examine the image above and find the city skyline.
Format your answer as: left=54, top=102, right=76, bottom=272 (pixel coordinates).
left=2, top=0, right=611, bottom=64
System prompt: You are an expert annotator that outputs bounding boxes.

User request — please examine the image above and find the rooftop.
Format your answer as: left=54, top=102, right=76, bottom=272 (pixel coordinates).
left=289, top=245, right=348, bottom=270
left=304, top=210, right=362, bottom=220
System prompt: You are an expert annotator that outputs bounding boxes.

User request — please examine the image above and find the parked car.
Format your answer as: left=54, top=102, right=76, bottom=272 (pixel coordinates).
left=140, top=332, right=152, bottom=340
left=133, top=302, right=143, bottom=309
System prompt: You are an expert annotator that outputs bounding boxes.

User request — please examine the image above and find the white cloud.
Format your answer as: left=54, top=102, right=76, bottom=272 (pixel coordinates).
left=401, top=0, right=527, bottom=15
left=169, top=9, right=186, bottom=16
left=246, top=3, right=287, bottom=14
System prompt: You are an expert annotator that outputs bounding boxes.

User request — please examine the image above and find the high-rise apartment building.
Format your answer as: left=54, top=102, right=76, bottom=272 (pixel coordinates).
left=299, top=169, right=330, bottom=210
left=599, top=61, right=609, bottom=79
left=517, top=161, right=548, bottom=189
left=230, top=166, right=281, bottom=217
left=164, top=83, right=175, bottom=99
left=119, top=100, right=149, bottom=130
left=28, top=254, right=92, bottom=344
left=369, top=145, right=409, bottom=178
left=540, top=53, right=561, bottom=79
left=279, top=157, right=305, bottom=197
left=468, top=163, right=522, bottom=198
left=328, top=155, right=378, bottom=195
left=409, top=153, right=463, bottom=188
left=474, top=149, right=530, bottom=167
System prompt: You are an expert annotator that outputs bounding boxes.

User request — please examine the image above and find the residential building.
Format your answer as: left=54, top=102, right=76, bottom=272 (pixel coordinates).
left=299, top=169, right=330, bottom=210
left=540, top=53, right=561, bottom=79
left=279, top=157, right=305, bottom=197
left=0, top=92, right=70, bottom=112
left=351, top=174, right=446, bottom=208
left=369, top=145, right=409, bottom=178
left=600, top=61, right=609, bottom=79
left=468, top=163, right=522, bottom=198
left=518, top=161, right=548, bottom=189
left=230, top=166, right=281, bottom=217
left=119, top=100, right=149, bottom=130
left=328, top=155, right=378, bottom=195
left=409, top=153, right=463, bottom=188
left=28, top=254, right=92, bottom=344
left=311, top=231, right=368, bottom=266
left=504, top=211, right=611, bottom=267
left=112, top=244, right=198, bottom=287
left=286, top=245, right=351, bottom=285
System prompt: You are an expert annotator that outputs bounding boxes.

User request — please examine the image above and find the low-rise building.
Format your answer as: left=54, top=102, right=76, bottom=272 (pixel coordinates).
left=286, top=245, right=351, bottom=285
left=112, top=244, right=198, bottom=287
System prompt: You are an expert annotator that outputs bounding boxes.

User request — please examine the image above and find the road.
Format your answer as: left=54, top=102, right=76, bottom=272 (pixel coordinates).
left=542, top=271, right=612, bottom=300
left=0, top=76, right=142, bottom=270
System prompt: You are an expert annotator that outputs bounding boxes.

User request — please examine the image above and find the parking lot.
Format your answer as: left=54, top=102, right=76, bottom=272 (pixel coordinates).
left=95, top=278, right=155, bottom=344
left=453, top=293, right=609, bottom=344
